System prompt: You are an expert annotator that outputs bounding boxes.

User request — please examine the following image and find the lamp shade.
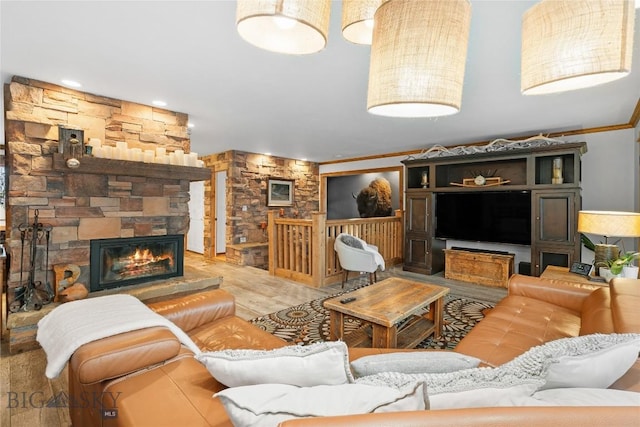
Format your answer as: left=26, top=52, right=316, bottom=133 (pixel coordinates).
left=341, top=0, right=386, bottom=45
left=367, top=0, right=472, bottom=118
left=236, top=0, right=331, bottom=55
left=521, top=0, right=635, bottom=95
left=577, top=211, right=640, bottom=237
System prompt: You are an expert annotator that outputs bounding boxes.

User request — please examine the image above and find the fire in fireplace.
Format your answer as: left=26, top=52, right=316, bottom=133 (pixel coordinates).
left=90, top=235, right=184, bottom=292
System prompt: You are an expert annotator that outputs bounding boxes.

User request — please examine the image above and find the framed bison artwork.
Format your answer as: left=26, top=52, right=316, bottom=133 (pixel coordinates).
left=322, top=167, right=402, bottom=220
left=267, top=178, right=294, bottom=207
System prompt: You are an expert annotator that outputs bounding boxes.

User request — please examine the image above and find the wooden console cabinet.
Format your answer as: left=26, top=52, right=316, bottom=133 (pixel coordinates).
left=402, top=142, right=586, bottom=277
left=444, top=249, right=514, bottom=288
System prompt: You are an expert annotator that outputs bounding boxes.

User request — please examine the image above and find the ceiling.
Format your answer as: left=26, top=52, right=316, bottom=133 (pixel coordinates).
left=1, top=1, right=639, bottom=163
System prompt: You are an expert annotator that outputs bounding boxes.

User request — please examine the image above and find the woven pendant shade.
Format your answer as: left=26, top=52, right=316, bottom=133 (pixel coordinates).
left=367, top=0, right=472, bottom=118
left=341, top=0, right=386, bottom=45
left=236, top=0, right=331, bottom=55
left=521, top=0, right=635, bottom=95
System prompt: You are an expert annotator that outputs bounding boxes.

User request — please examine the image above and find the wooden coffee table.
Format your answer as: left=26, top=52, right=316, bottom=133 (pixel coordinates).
left=323, top=277, right=449, bottom=349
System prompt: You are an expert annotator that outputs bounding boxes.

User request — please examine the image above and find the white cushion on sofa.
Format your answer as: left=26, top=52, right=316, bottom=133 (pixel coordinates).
left=355, top=333, right=640, bottom=409
left=215, top=381, right=428, bottom=427
left=195, top=341, right=354, bottom=387
left=501, top=333, right=640, bottom=390
left=496, top=388, right=640, bottom=406
left=532, top=388, right=640, bottom=406
left=355, top=368, right=544, bottom=409
left=429, top=381, right=542, bottom=409
left=351, top=351, right=481, bottom=378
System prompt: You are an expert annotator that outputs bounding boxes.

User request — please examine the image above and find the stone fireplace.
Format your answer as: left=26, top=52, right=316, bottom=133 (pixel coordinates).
left=4, top=76, right=215, bottom=353
left=90, top=234, right=184, bottom=292
left=4, top=76, right=210, bottom=310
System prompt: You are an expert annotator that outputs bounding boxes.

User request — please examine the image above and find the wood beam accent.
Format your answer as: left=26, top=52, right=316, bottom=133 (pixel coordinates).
left=52, top=153, right=211, bottom=181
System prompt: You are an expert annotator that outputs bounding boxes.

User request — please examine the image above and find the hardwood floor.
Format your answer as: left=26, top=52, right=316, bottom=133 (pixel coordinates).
left=0, top=252, right=507, bottom=427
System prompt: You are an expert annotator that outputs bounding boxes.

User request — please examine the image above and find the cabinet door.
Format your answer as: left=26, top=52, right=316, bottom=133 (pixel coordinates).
left=404, top=193, right=435, bottom=273
left=531, top=245, right=577, bottom=277
left=531, top=190, right=581, bottom=276
left=405, top=237, right=431, bottom=272
left=406, top=193, right=431, bottom=234
left=532, top=190, right=579, bottom=245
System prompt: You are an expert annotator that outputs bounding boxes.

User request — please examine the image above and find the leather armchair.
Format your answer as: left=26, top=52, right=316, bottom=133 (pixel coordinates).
left=334, top=233, right=385, bottom=288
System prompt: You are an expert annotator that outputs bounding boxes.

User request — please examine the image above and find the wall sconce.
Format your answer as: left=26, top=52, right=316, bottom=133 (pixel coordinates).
left=260, top=221, right=267, bottom=230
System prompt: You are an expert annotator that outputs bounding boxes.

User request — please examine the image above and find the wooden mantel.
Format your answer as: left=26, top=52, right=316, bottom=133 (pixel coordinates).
left=52, top=153, right=211, bottom=181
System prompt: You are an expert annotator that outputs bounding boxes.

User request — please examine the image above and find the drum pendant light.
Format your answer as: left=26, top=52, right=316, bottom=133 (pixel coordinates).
left=521, top=0, right=635, bottom=95
left=236, top=0, right=331, bottom=55
left=341, top=0, right=386, bottom=45
left=367, top=0, right=472, bottom=118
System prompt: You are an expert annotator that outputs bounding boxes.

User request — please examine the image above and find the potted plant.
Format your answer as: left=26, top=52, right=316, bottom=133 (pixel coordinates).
left=607, top=251, right=640, bottom=279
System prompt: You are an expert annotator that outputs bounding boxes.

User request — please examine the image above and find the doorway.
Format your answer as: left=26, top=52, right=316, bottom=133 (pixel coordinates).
left=187, top=181, right=205, bottom=254
left=215, top=170, right=227, bottom=256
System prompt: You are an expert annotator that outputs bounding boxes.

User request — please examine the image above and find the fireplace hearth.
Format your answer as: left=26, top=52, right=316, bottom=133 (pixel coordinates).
left=90, top=235, right=184, bottom=292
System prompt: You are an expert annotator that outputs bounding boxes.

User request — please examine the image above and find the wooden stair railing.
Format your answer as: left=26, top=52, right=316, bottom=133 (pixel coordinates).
left=268, top=210, right=403, bottom=287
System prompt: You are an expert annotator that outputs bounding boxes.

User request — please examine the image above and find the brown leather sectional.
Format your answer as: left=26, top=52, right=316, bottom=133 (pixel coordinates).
left=66, top=275, right=640, bottom=426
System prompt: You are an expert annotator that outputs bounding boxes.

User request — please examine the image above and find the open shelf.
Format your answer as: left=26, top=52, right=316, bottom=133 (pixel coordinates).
left=534, top=153, right=576, bottom=185
left=407, top=166, right=430, bottom=189
left=396, top=315, right=435, bottom=349
left=436, top=158, right=527, bottom=188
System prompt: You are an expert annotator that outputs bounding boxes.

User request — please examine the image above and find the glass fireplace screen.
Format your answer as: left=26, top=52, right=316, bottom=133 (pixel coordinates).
left=90, top=234, right=184, bottom=291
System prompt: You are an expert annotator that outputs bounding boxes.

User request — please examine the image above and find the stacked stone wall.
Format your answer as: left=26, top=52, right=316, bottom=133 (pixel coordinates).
left=201, top=150, right=319, bottom=265
left=4, top=76, right=191, bottom=304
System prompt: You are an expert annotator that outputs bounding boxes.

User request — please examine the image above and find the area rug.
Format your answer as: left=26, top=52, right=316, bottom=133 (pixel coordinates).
left=249, top=292, right=494, bottom=350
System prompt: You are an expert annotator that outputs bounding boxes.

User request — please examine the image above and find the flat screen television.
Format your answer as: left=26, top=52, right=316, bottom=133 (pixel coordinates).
left=435, top=191, right=531, bottom=245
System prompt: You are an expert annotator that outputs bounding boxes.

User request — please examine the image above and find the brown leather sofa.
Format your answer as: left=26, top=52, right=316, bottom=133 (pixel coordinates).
left=65, top=275, right=640, bottom=427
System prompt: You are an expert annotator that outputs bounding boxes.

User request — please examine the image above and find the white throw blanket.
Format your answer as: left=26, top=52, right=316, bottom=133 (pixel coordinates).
left=36, top=294, right=201, bottom=379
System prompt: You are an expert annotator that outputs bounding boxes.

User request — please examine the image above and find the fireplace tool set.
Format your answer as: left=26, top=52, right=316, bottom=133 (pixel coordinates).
left=9, top=209, right=54, bottom=312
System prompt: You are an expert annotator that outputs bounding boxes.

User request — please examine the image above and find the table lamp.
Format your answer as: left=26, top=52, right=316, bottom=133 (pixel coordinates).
left=577, top=210, right=640, bottom=272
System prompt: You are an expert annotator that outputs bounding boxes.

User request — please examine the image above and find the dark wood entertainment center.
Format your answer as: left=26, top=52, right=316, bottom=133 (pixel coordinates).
left=402, top=142, right=586, bottom=277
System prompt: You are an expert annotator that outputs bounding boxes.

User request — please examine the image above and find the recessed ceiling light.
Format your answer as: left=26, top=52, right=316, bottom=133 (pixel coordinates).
left=187, top=122, right=195, bottom=128
left=152, top=100, right=167, bottom=107
left=61, top=79, right=82, bottom=88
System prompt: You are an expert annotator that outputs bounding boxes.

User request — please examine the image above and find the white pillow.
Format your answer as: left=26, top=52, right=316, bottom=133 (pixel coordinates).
left=429, top=381, right=541, bottom=409
left=500, top=333, right=640, bottom=390
left=354, top=334, right=640, bottom=410
left=351, top=351, right=481, bottom=378
left=195, top=341, right=354, bottom=387
left=355, top=368, right=544, bottom=410
left=532, top=388, right=640, bottom=406
left=496, top=388, right=640, bottom=407
left=215, top=381, right=428, bottom=427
